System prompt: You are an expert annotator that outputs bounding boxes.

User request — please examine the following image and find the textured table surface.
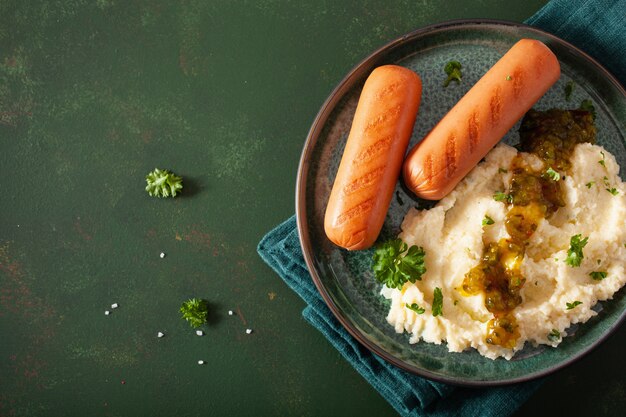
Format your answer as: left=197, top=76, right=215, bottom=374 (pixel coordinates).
left=1, top=1, right=624, bottom=416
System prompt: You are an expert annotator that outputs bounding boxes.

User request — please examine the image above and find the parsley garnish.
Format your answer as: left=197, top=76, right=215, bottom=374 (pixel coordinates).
left=579, top=99, right=596, bottom=119
left=589, top=271, right=608, bottom=281
left=585, top=181, right=595, bottom=188
left=493, top=191, right=512, bottom=203
left=598, top=151, right=606, bottom=167
left=180, top=298, right=209, bottom=328
left=606, top=187, right=619, bottom=196
left=498, top=167, right=508, bottom=173
left=443, top=61, right=462, bottom=87
left=547, top=329, right=561, bottom=342
left=565, top=234, right=588, bottom=267
left=544, top=167, right=560, bottom=181
left=372, top=239, right=426, bottom=289
left=564, top=80, right=575, bottom=101
left=406, top=303, right=425, bottom=314
left=145, top=168, right=183, bottom=198
left=505, top=75, right=512, bottom=81
left=482, top=215, right=495, bottom=226
left=432, top=287, right=443, bottom=317
left=566, top=301, right=583, bottom=310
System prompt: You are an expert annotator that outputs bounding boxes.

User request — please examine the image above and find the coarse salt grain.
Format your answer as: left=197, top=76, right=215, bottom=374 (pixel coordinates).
left=159, top=252, right=165, bottom=258
left=196, top=330, right=203, bottom=336
left=105, top=311, right=110, bottom=315
left=157, top=332, right=164, bottom=338
left=228, top=310, right=234, bottom=316
left=245, top=328, right=253, bottom=335
left=198, top=360, right=204, bottom=365
left=111, top=303, right=119, bottom=309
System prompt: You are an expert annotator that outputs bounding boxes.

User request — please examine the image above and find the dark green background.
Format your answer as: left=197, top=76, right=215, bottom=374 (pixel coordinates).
left=1, top=1, right=624, bottom=416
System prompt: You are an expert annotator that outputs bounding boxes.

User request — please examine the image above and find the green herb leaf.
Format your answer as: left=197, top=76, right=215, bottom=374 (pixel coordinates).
left=493, top=191, right=512, bottom=203
left=145, top=168, right=183, bottom=198
left=598, top=151, right=606, bottom=166
left=606, top=187, right=619, bottom=196
left=372, top=239, right=426, bottom=289
left=498, top=167, right=508, bottom=173
left=547, top=329, right=561, bottom=342
left=443, top=61, right=462, bottom=87
left=566, top=301, right=583, bottom=310
left=589, top=271, right=608, bottom=281
left=579, top=99, right=596, bottom=120
left=544, top=167, right=561, bottom=181
left=565, top=234, right=588, bottom=267
left=505, top=75, right=512, bottom=81
left=564, top=81, right=575, bottom=101
left=432, top=287, right=443, bottom=317
left=585, top=181, right=595, bottom=188
left=180, top=298, right=209, bottom=328
left=406, top=303, right=425, bottom=314
left=482, top=215, right=495, bottom=226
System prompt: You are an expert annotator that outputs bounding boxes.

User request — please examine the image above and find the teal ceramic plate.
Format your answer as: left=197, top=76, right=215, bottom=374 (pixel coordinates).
left=296, top=20, right=626, bottom=386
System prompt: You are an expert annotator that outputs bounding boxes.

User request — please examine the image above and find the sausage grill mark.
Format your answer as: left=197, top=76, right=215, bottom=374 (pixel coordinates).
left=424, top=154, right=433, bottom=185
left=353, top=136, right=393, bottom=163
left=343, top=166, right=386, bottom=195
left=490, top=86, right=502, bottom=127
left=468, top=112, right=479, bottom=153
left=513, top=68, right=524, bottom=98
left=364, top=105, right=402, bottom=133
left=335, top=198, right=375, bottom=226
left=375, top=82, right=400, bottom=100
left=445, top=134, right=457, bottom=178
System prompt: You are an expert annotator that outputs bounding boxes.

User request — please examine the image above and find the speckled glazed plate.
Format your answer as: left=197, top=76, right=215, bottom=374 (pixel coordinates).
left=295, top=20, right=626, bottom=386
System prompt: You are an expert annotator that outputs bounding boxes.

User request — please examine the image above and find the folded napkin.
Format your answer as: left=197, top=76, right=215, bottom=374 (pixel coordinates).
left=526, top=0, right=625, bottom=86
left=258, top=217, right=541, bottom=417
left=258, top=1, right=625, bottom=416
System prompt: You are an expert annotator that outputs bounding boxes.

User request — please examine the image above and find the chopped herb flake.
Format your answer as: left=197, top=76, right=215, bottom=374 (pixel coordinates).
left=544, top=167, right=561, bottom=181
left=506, top=75, right=512, bottom=81
left=493, top=191, right=512, bottom=203
left=566, top=301, right=583, bottom=310
left=606, top=187, right=619, bottom=196
left=565, top=234, right=588, bottom=267
left=579, top=99, right=596, bottom=119
left=585, top=181, right=595, bottom=188
left=548, top=329, right=561, bottom=342
left=564, top=81, right=575, bottom=101
left=498, top=167, right=508, bottom=173
left=599, top=151, right=606, bottom=166
left=406, top=303, right=425, bottom=314
left=432, top=287, right=443, bottom=317
left=589, top=271, right=608, bottom=280
left=482, top=215, right=495, bottom=226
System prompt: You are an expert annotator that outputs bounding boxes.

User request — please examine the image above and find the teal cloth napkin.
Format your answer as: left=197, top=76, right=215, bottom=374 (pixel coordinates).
left=526, top=0, right=625, bottom=86
left=257, top=1, right=625, bottom=416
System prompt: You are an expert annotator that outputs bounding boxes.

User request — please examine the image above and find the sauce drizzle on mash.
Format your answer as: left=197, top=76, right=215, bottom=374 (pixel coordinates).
left=381, top=108, right=626, bottom=360
left=462, top=109, right=595, bottom=349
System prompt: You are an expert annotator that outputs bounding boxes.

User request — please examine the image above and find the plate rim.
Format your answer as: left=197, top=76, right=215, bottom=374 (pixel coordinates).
left=295, top=18, right=626, bottom=387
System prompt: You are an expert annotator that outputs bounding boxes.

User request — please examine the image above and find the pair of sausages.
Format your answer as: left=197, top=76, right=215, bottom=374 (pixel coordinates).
left=324, top=39, right=561, bottom=251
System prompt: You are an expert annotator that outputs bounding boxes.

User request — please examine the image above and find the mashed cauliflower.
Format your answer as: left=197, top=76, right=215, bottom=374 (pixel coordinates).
left=382, top=143, right=626, bottom=359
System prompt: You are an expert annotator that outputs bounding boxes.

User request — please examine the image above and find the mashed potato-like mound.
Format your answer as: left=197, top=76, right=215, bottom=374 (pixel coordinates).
left=382, top=143, right=626, bottom=359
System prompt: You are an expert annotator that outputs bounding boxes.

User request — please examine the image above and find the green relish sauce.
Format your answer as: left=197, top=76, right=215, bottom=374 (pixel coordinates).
left=461, top=109, right=596, bottom=349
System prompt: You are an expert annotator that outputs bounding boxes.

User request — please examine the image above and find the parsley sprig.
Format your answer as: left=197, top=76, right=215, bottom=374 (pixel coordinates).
left=146, top=168, right=183, bottom=198
left=180, top=298, right=209, bottom=328
left=443, top=61, right=462, bottom=87
left=372, top=239, right=426, bottom=289
left=566, top=301, right=582, bottom=310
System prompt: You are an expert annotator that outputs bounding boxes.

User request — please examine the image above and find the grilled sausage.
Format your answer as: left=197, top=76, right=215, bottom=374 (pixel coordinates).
left=324, top=65, right=422, bottom=250
left=403, top=38, right=561, bottom=200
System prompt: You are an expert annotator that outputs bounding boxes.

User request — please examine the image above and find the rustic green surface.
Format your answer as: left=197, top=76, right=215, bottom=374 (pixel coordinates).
left=0, top=1, right=624, bottom=416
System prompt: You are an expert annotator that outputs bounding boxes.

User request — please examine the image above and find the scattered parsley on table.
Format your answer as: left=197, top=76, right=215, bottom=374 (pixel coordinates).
left=146, top=168, right=183, bottom=198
